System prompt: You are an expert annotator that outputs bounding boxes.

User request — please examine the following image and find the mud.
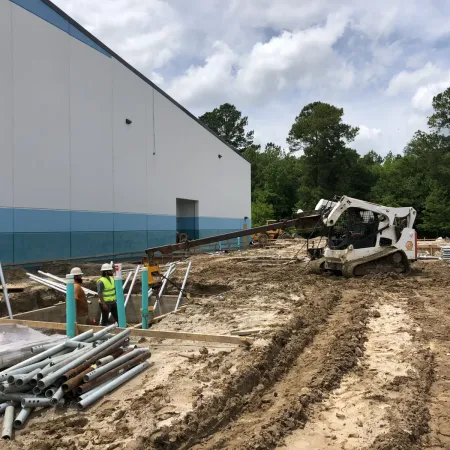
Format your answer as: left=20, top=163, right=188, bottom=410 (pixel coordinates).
left=1, top=244, right=449, bottom=449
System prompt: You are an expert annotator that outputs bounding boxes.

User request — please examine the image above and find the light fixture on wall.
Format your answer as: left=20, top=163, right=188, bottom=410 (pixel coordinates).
left=125, top=118, right=132, bottom=125
left=218, top=154, right=222, bottom=159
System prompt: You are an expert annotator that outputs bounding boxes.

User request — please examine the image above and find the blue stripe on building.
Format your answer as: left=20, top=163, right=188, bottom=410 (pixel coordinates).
left=0, top=208, right=247, bottom=264
left=10, top=0, right=111, bottom=57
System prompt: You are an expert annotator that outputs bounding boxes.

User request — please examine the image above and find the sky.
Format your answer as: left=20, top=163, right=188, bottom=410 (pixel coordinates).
left=53, top=0, right=450, bottom=156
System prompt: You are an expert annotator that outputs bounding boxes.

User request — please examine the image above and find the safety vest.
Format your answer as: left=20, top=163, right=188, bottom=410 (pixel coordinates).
left=97, top=276, right=116, bottom=302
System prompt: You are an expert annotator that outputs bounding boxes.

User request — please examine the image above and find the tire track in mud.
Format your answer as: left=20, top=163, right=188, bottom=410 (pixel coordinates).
left=191, top=288, right=372, bottom=450
left=139, top=281, right=343, bottom=450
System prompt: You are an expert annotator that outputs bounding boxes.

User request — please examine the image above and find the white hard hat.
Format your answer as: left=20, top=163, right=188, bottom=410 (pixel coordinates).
left=70, top=267, right=83, bottom=276
left=101, top=263, right=113, bottom=272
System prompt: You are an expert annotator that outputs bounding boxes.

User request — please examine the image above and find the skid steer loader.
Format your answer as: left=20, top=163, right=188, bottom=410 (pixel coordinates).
left=145, top=195, right=418, bottom=277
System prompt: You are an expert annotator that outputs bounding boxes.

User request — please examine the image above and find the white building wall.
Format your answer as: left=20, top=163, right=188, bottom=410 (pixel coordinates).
left=12, top=3, right=71, bottom=210
left=0, top=0, right=13, bottom=208
left=153, top=91, right=251, bottom=218
left=0, top=0, right=251, bottom=263
left=69, top=37, right=114, bottom=212
left=112, top=60, right=148, bottom=215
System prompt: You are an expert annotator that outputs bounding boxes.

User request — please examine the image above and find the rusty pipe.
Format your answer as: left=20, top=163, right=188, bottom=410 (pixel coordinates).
left=62, top=336, right=129, bottom=381
left=76, top=352, right=151, bottom=395
left=62, top=366, right=94, bottom=392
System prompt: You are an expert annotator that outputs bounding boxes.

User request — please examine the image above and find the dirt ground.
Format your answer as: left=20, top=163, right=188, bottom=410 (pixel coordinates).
left=1, top=241, right=450, bottom=450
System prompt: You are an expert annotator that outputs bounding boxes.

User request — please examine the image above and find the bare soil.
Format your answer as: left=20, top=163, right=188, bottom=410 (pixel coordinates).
left=0, top=243, right=449, bottom=449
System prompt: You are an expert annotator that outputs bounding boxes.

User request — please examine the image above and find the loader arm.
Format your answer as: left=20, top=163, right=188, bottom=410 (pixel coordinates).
left=145, top=211, right=323, bottom=258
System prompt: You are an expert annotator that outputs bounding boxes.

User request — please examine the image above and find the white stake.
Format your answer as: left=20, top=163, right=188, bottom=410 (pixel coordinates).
left=174, top=261, right=192, bottom=311
left=125, top=265, right=140, bottom=307
left=0, top=263, right=13, bottom=319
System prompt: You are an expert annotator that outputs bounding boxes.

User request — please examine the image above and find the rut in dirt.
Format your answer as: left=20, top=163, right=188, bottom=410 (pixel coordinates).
left=138, top=281, right=342, bottom=450
left=192, top=289, right=373, bottom=450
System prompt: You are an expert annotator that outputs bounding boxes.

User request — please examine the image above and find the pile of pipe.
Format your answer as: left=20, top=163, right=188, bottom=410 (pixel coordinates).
left=0, top=325, right=151, bottom=440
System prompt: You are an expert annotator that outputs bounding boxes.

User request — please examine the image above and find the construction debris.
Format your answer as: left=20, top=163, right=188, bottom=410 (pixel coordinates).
left=0, top=324, right=151, bottom=440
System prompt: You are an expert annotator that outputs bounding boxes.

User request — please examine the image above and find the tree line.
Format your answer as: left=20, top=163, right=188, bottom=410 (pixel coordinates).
left=199, top=88, right=450, bottom=236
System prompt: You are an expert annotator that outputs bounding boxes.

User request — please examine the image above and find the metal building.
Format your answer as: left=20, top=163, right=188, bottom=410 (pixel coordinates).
left=0, top=0, right=251, bottom=264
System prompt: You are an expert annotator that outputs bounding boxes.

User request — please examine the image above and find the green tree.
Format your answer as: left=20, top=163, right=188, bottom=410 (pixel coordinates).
left=421, top=182, right=450, bottom=235
left=199, top=103, right=254, bottom=152
left=287, top=102, right=360, bottom=208
left=428, top=87, right=450, bottom=131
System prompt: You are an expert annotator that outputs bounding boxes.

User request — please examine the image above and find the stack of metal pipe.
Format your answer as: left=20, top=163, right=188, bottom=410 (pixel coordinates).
left=0, top=325, right=151, bottom=441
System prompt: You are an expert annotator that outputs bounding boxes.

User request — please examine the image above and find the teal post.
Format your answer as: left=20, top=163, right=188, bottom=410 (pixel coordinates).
left=238, top=237, right=241, bottom=249
left=219, top=241, right=222, bottom=251
left=141, top=267, right=149, bottom=329
left=114, top=275, right=126, bottom=328
left=65, top=274, right=76, bottom=337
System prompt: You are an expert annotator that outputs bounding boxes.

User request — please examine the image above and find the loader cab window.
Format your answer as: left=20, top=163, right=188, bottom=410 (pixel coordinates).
left=328, top=208, right=379, bottom=250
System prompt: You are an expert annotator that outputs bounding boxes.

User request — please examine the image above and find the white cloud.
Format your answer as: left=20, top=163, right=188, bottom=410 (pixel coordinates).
left=353, top=125, right=382, bottom=154
left=167, top=42, right=237, bottom=106
left=52, top=0, right=450, bottom=156
left=386, top=62, right=446, bottom=96
left=411, top=78, right=450, bottom=111
left=53, top=0, right=183, bottom=72
left=236, top=13, right=350, bottom=97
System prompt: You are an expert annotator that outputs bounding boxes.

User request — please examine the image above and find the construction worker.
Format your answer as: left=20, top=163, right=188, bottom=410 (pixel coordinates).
left=70, top=267, right=89, bottom=325
left=97, top=263, right=118, bottom=326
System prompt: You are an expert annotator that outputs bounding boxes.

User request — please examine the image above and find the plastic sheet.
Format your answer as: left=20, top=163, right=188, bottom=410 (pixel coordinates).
left=0, top=325, right=66, bottom=369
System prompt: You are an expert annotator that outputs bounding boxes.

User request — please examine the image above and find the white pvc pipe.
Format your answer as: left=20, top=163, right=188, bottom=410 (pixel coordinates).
left=38, top=271, right=97, bottom=296
left=122, top=271, right=133, bottom=291
left=27, top=274, right=66, bottom=294
left=0, top=263, right=13, bottom=319
left=28, top=274, right=66, bottom=290
left=174, top=261, right=192, bottom=311
left=157, top=264, right=175, bottom=300
left=125, top=265, right=140, bottom=307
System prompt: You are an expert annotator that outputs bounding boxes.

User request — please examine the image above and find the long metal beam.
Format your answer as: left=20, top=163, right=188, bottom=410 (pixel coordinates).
left=146, top=211, right=322, bottom=257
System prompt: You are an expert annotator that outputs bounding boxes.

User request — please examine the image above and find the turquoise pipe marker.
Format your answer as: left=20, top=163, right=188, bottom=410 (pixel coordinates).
left=114, top=275, right=126, bottom=328
left=65, top=274, right=76, bottom=338
left=141, top=267, right=149, bottom=329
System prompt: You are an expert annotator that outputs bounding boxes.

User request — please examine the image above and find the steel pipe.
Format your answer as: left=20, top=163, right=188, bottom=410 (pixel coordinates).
left=62, top=336, right=128, bottom=381
left=37, top=346, right=92, bottom=380
left=77, top=375, right=121, bottom=401
left=13, top=408, right=32, bottom=429
left=77, top=351, right=151, bottom=395
left=83, top=349, right=149, bottom=382
left=175, top=261, right=192, bottom=311
left=62, top=366, right=93, bottom=392
left=38, top=329, right=130, bottom=389
left=32, top=387, right=41, bottom=395
left=0, top=393, right=35, bottom=402
left=44, top=388, right=56, bottom=398
left=77, top=361, right=150, bottom=409
left=10, top=368, right=41, bottom=387
left=2, top=405, right=14, bottom=440
left=0, top=383, right=31, bottom=394
left=21, top=398, right=52, bottom=408
left=96, top=355, right=114, bottom=367
left=50, top=387, right=64, bottom=406
left=84, top=324, right=117, bottom=343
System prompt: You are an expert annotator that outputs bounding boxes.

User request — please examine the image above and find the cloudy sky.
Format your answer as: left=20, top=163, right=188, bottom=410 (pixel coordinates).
left=53, top=0, right=450, bottom=156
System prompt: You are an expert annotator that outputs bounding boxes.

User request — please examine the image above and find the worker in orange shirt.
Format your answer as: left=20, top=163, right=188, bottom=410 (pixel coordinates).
left=70, top=267, right=89, bottom=324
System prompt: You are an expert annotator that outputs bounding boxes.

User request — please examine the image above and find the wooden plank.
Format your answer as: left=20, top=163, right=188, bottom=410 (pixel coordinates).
left=0, top=318, right=66, bottom=331
left=0, top=318, right=252, bottom=346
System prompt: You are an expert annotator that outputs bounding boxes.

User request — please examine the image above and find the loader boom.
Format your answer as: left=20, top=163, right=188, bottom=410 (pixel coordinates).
left=145, top=211, right=323, bottom=258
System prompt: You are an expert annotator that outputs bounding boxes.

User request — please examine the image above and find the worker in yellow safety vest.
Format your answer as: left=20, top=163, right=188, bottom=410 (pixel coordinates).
left=97, top=263, right=118, bottom=326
